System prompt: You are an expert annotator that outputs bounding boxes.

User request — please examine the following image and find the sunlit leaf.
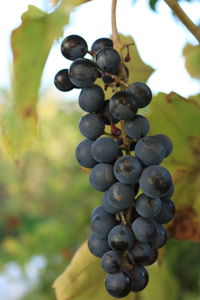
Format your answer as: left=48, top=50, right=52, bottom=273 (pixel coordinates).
left=53, top=241, right=134, bottom=300
left=2, top=0, right=91, bottom=159
left=147, top=92, right=200, bottom=240
left=183, top=43, right=200, bottom=79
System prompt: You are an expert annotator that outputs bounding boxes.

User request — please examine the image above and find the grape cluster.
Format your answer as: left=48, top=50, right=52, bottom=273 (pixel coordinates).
left=54, top=34, right=175, bottom=298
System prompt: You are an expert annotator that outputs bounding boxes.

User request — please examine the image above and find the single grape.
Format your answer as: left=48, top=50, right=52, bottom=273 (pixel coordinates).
left=54, top=69, right=75, bottom=92
left=150, top=223, right=168, bottom=249
left=108, top=224, right=134, bottom=251
left=78, top=85, right=105, bottom=113
left=79, top=113, right=105, bottom=140
left=91, top=137, right=119, bottom=163
left=96, top=47, right=121, bottom=75
left=91, top=38, right=113, bottom=52
left=88, top=233, right=110, bottom=257
left=114, top=155, right=143, bottom=185
left=139, top=165, right=172, bottom=198
left=102, top=190, right=122, bottom=214
left=135, top=193, right=162, bottom=218
left=89, top=163, right=116, bottom=192
left=128, top=265, right=149, bottom=292
left=105, top=272, right=132, bottom=298
left=90, top=205, right=110, bottom=219
left=61, top=35, right=88, bottom=60
left=69, top=58, right=99, bottom=88
left=128, top=241, right=151, bottom=264
left=154, top=199, right=175, bottom=224
left=91, top=213, right=117, bottom=239
left=108, top=182, right=135, bottom=211
left=127, top=82, right=152, bottom=108
left=135, top=136, right=166, bottom=166
left=125, top=115, right=150, bottom=139
left=152, top=134, right=173, bottom=157
left=132, top=217, right=156, bottom=242
left=101, top=250, right=121, bottom=274
left=142, top=248, right=158, bottom=266
left=109, top=91, right=138, bottom=121
left=75, top=139, right=97, bottom=168
left=101, top=100, right=119, bottom=125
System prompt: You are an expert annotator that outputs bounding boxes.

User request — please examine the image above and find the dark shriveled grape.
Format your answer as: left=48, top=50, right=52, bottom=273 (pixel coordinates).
left=109, top=91, right=138, bottom=121
left=54, top=69, right=74, bottom=92
left=139, top=165, right=172, bottom=198
left=69, top=58, right=99, bottom=88
left=105, top=272, right=132, bottom=298
left=61, top=35, right=88, bottom=60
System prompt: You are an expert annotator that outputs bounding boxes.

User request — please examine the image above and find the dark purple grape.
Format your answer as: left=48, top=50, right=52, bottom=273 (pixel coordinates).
left=88, top=233, right=110, bottom=257
left=91, top=137, right=119, bottom=163
left=132, top=217, right=156, bottom=242
left=142, top=248, right=158, bottom=266
left=135, top=136, right=166, bottom=166
left=91, top=38, right=113, bottom=52
left=150, top=223, right=168, bottom=249
left=109, top=91, right=138, bottom=121
left=69, top=58, right=99, bottom=88
left=128, top=241, right=151, bottom=264
left=91, top=213, right=117, bottom=239
left=108, top=182, right=135, bottom=211
left=54, top=69, right=74, bottom=92
left=101, top=100, right=119, bottom=125
left=79, top=113, right=105, bottom=140
left=108, top=225, right=134, bottom=251
left=127, top=82, right=152, bottom=108
left=89, top=163, right=116, bottom=192
left=135, top=193, right=162, bottom=218
left=139, top=165, right=172, bottom=198
left=128, top=265, right=149, bottom=291
left=105, top=272, right=132, bottom=298
left=114, top=155, right=143, bottom=185
left=96, top=47, right=121, bottom=75
left=78, top=85, right=105, bottom=113
left=75, top=139, right=98, bottom=168
left=61, top=35, right=88, bottom=60
left=154, top=199, right=175, bottom=224
left=101, top=250, right=121, bottom=274
left=152, top=134, right=173, bottom=157
left=125, top=115, right=150, bottom=139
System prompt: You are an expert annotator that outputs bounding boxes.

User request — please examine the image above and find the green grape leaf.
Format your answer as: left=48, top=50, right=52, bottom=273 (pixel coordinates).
left=2, top=0, right=91, bottom=159
left=147, top=92, right=200, bottom=241
left=53, top=241, right=134, bottom=300
left=183, top=43, right=200, bottom=79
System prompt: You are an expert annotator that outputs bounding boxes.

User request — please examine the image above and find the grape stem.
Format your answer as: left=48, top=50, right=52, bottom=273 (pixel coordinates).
left=164, top=0, right=200, bottom=43
left=111, top=0, right=123, bottom=52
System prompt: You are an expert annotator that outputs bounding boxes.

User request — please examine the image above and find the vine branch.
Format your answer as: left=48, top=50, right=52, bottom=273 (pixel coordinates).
left=164, top=0, right=200, bottom=43
left=111, top=0, right=123, bottom=52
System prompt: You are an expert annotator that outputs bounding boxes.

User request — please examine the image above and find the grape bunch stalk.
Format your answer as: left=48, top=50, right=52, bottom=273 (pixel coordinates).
left=54, top=34, right=175, bottom=298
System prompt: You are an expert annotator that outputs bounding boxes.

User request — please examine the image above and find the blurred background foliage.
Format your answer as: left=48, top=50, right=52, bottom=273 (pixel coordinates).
left=0, top=0, right=199, bottom=299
